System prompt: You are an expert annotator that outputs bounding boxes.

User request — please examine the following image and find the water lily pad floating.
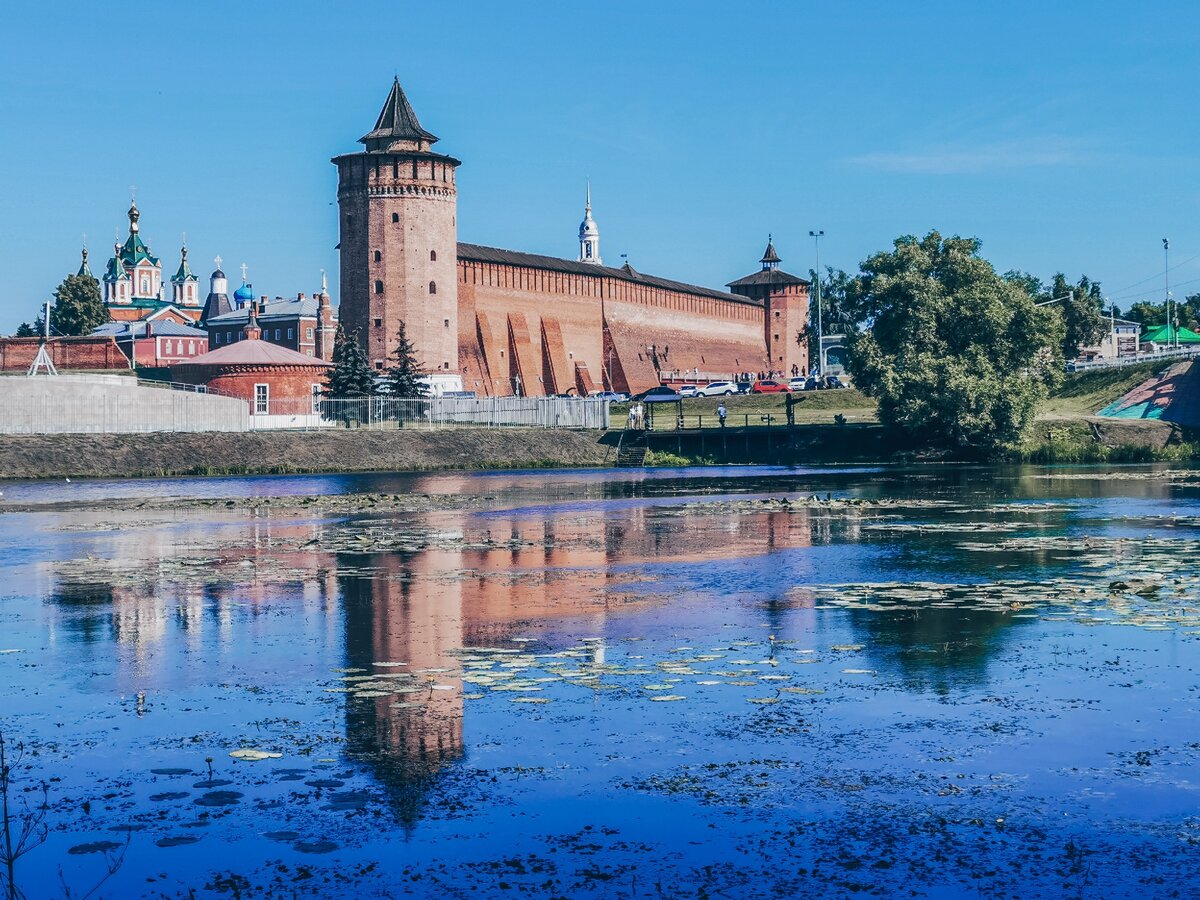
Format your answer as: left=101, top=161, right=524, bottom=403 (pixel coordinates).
left=649, top=695, right=686, bottom=701
left=325, top=790, right=371, bottom=811
left=747, top=697, right=781, bottom=705
left=294, top=840, right=338, bottom=854
left=510, top=697, right=551, bottom=703
left=780, top=687, right=825, bottom=694
left=263, top=830, right=301, bottom=843
left=150, top=768, right=193, bottom=776
left=194, top=790, right=243, bottom=807
left=842, top=669, right=877, bottom=675
left=149, top=791, right=190, bottom=802
left=68, top=841, right=123, bottom=855
left=463, top=693, right=484, bottom=700
left=192, top=779, right=232, bottom=789
left=155, top=835, right=200, bottom=848
left=229, top=748, right=282, bottom=762
left=305, top=778, right=345, bottom=789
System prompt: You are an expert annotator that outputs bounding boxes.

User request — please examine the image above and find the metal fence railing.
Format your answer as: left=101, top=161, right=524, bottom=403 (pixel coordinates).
left=309, top=396, right=610, bottom=430
left=1068, top=346, right=1200, bottom=372
left=0, top=374, right=610, bottom=434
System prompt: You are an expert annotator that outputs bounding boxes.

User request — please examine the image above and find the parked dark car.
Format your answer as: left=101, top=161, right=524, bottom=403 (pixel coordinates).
left=824, top=375, right=847, bottom=389
left=736, top=381, right=753, bottom=394
left=632, top=385, right=682, bottom=402
left=751, top=379, right=790, bottom=394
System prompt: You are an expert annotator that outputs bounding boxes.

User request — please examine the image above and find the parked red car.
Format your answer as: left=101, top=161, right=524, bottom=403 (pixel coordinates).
left=751, top=379, right=790, bottom=394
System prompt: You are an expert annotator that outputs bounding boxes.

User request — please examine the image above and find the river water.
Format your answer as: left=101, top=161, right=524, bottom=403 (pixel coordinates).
left=1, top=464, right=1198, bottom=898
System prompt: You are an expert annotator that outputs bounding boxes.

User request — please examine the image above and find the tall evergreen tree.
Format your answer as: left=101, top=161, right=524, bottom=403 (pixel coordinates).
left=51, top=272, right=105, bottom=336
left=13, top=322, right=37, bottom=338
left=384, top=320, right=428, bottom=397
left=324, top=326, right=378, bottom=397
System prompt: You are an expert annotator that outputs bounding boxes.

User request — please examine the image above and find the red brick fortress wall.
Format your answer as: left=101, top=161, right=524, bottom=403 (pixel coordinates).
left=455, top=255, right=772, bottom=397
left=0, top=337, right=130, bottom=372
left=458, top=260, right=604, bottom=397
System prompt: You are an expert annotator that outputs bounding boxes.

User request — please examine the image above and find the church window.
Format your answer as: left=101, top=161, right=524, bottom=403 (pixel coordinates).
left=429, top=281, right=437, bottom=294
left=373, top=317, right=382, bottom=328
left=214, top=333, right=221, bottom=346
left=288, top=328, right=294, bottom=340
left=374, top=250, right=381, bottom=263
left=141, top=277, right=149, bottom=294
left=306, top=327, right=313, bottom=340
left=275, top=328, right=281, bottom=341
left=392, top=212, right=399, bottom=223
left=430, top=250, right=437, bottom=261
left=375, top=280, right=384, bottom=294
left=585, top=245, right=592, bottom=258
left=444, top=319, right=449, bottom=327
left=375, top=360, right=384, bottom=370
left=254, top=384, right=269, bottom=414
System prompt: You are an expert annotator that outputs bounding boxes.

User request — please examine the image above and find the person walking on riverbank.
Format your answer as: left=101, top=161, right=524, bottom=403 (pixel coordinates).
left=717, top=402, right=727, bottom=428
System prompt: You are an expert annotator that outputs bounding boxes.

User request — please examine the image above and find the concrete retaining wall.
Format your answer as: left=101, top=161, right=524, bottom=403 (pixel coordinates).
left=0, top=374, right=251, bottom=434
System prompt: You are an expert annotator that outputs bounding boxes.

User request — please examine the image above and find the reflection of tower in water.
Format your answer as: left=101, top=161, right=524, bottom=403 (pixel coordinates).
left=339, top=550, right=466, bottom=824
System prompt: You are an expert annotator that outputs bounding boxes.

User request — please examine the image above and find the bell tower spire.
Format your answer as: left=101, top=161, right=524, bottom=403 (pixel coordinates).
left=578, top=180, right=601, bottom=265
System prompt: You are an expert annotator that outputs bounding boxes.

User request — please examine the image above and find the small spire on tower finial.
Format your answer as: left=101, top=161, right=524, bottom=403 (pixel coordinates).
left=214, top=254, right=223, bottom=270
left=321, top=268, right=328, bottom=293
left=241, top=262, right=248, bottom=282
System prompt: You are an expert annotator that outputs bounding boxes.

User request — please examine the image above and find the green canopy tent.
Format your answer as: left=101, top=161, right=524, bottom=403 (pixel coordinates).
left=1142, top=324, right=1200, bottom=344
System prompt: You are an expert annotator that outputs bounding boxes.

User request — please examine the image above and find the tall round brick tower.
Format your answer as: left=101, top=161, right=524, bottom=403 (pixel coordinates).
left=333, top=78, right=461, bottom=374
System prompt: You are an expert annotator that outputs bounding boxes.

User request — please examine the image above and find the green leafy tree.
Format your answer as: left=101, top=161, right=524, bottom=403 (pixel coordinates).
left=384, top=320, right=428, bottom=397
left=802, top=267, right=857, bottom=367
left=50, top=272, right=105, bottom=336
left=845, top=231, right=1064, bottom=457
left=1123, top=299, right=1197, bottom=333
left=1048, top=273, right=1106, bottom=360
left=324, top=326, right=377, bottom=397
left=13, top=322, right=36, bottom=338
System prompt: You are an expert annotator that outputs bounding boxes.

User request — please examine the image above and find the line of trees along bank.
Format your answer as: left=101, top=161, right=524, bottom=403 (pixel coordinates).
left=809, top=231, right=1105, bottom=458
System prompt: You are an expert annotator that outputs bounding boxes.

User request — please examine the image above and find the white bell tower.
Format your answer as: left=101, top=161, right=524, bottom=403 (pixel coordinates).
left=578, top=181, right=601, bottom=265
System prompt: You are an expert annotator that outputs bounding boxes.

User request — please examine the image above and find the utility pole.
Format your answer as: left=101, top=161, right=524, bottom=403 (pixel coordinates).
left=809, top=230, right=824, bottom=375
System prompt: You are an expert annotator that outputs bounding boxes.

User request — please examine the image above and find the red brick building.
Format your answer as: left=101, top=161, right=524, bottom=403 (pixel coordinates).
left=335, top=79, right=810, bottom=397
left=92, top=317, right=209, bottom=367
left=172, top=306, right=331, bottom=416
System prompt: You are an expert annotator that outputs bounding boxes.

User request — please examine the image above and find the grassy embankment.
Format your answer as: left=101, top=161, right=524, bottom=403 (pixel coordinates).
left=622, top=362, right=1197, bottom=464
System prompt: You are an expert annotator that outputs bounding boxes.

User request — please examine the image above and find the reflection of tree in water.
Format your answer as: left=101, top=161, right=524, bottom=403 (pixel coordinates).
left=845, top=603, right=1027, bottom=692
left=338, top=553, right=464, bottom=826
left=49, top=580, right=115, bottom=643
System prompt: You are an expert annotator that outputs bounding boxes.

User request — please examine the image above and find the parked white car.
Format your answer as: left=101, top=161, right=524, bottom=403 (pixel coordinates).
left=678, top=384, right=699, bottom=398
left=697, top=381, right=737, bottom=397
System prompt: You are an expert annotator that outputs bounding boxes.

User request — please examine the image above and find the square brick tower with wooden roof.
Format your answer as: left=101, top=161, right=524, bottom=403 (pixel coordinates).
left=333, top=79, right=461, bottom=373
left=727, top=238, right=811, bottom=378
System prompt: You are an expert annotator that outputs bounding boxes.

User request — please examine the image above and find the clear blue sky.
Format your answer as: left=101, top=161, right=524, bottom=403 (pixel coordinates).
left=3, top=0, right=1199, bottom=330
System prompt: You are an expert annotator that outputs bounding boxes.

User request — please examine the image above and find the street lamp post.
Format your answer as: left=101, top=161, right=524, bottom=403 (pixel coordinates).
left=1164, top=238, right=1175, bottom=348
left=809, top=230, right=824, bottom=375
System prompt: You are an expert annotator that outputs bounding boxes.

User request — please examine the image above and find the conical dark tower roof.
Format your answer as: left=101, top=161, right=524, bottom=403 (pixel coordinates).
left=360, top=77, right=439, bottom=151
left=760, top=236, right=781, bottom=268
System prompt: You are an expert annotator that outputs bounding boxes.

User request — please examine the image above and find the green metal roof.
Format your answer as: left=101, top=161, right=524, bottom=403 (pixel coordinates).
left=1143, top=324, right=1200, bottom=344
